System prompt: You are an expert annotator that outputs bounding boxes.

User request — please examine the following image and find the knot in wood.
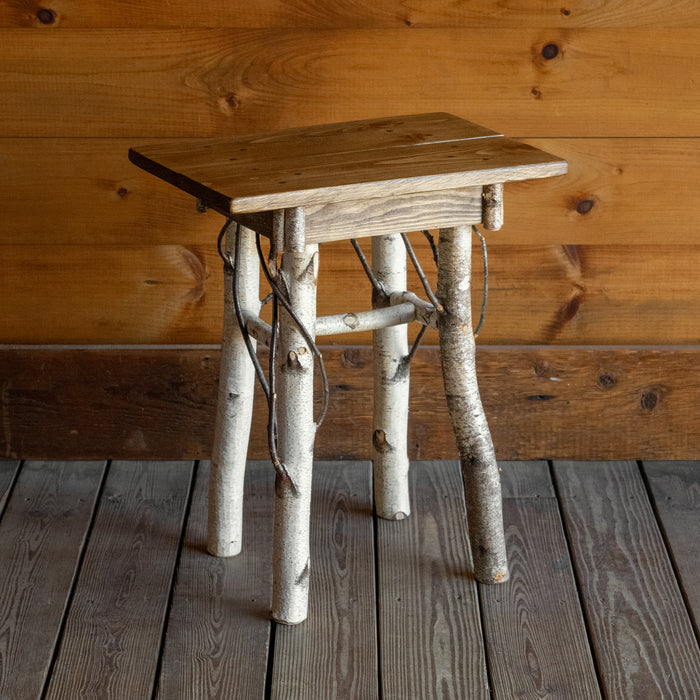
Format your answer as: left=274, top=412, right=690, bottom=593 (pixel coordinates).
left=372, top=429, right=394, bottom=454
left=37, top=7, right=56, bottom=24
left=286, top=350, right=303, bottom=370
left=541, top=43, right=559, bottom=60
left=640, top=391, right=658, bottom=411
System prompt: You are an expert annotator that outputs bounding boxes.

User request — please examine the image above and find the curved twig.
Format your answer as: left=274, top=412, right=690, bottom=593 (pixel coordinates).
left=471, top=225, right=489, bottom=337
left=401, top=232, right=443, bottom=313
left=256, top=234, right=330, bottom=428
left=351, top=238, right=386, bottom=298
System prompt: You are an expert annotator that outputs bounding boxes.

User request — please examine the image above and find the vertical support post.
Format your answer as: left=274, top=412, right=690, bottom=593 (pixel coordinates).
left=372, top=234, right=411, bottom=520
left=208, top=223, right=260, bottom=557
left=437, top=226, right=508, bottom=584
left=482, top=183, right=504, bottom=231
left=272, top=207, right=318, bottom=624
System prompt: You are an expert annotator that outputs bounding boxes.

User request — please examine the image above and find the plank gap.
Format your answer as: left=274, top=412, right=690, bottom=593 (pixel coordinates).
left=149, top=460, right=200, bottom=700
left=548, top=460, right=607, bottom=700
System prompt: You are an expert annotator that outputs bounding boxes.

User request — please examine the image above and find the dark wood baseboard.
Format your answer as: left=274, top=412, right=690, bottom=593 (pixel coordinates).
left=1, top=345, right=698, bottom=461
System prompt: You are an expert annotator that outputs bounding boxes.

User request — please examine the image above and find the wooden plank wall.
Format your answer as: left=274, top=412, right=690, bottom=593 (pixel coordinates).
left=1, top=1, right=698, bottom=458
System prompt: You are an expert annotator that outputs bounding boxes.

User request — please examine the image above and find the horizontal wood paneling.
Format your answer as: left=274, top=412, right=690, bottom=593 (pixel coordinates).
left=2, top=0, right=699, bottom=28
left=2, top=346, right=698, bottom=461
left=1, top=244, right=698, bottom=345
left=4, top=138, right=697, bottom=246
left=1, top=29, right=699, bottom=137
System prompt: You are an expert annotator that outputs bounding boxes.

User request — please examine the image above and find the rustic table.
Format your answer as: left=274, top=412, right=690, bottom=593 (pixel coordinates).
left=130, top=113, right=567, bottom=624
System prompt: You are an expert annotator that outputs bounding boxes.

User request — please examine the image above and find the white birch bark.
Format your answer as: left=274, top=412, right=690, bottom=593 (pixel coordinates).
left=372, top=234, right=411, bottom=520
left=243, top=302, right=420, bottom=347
left=207, top=224, right=259, bottom=557
left=272, top=208, right=318, bottom=624
left=437, top=226, right=508, bottom=584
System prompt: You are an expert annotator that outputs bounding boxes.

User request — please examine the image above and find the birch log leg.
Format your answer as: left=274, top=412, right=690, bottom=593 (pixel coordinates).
left=207, top=223, right=260, bottom=557
left=272, top=208, right=318, bottom=624
left=372, top=234, right=411, bottom=520
left=437, top=226, right=508, bottom=584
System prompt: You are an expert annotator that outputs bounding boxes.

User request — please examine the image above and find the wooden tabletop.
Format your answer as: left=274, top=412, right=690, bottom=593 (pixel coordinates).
left=129, top=113, right=567, bottom=214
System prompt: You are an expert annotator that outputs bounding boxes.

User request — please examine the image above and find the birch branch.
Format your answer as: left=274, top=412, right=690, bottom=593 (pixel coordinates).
left=272, top=209, right=318, bottom=624
left=372, top=233, right=411, bottom=520
left=208, top=223, right=259, bottom=558
left=437, top=226, right=508, bottom=584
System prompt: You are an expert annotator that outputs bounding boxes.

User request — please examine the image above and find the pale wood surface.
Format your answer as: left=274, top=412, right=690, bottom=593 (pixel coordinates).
left=0, top=461, right=106, bottom=699
left=3, top=0, right=700, bottom=28
left=129, top=113, right=565, bottom=213
left=376, top=461, right=489, bottom=699
left=2, top=346, right=700, bottom=462
left=157, top=461, right=273, bottom=700
left=303, top=187, right=482, bottom=243
left=272, top=462, right=378, bottom=699
left=3, top=243, right=700, bottom=346
left=4, top=137, right=700, bottom=247
left=553, top=461, right=700, bottom=699
left=481, top=461, right=602, bottom=698
left=642, top=461, right=700, bottom=637
left=0, top=459, right=697, bottom=698
left=45, top=461, right=194, bottom=700
left=2, top=29, right=699, bottom=137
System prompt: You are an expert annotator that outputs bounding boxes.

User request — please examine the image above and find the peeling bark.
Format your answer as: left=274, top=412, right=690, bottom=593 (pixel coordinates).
left=437, top=226, right=508, bottom=584
left=272, top=208, right=318, bottom=624
left=207, top=224, right=259, bottom=557
left=372, top=234, right=410, bottom=520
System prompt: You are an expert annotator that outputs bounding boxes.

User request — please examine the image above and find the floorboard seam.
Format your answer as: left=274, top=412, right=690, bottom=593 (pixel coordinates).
left=150, top=459, right=200, bottom=700
left=637, top=459, right=700, bottom=646
left=372, top=464, right=384, bottom=700
left=264, top=621, right=278, bottom=700
left=476, top=582, right=495, bottom=699
left=39, top=459, right=112, bottom=700
left=548, top=460, right=607, bottom=700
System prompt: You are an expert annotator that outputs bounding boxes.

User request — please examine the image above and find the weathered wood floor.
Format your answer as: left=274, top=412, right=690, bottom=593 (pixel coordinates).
left=0, top=459, right=698, bottom=699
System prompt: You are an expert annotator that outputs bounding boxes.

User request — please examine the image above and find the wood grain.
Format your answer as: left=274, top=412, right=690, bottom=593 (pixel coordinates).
left=130, top=113, right=564, bottom=212
left=642, top=461, right=700, bottom=637
left=480, top=461, right=601, bottom=698
left=2, top=345, right=699, bottom=461
left=2, top=29, right=700, bottom=137
left=2, top=244, right=700, bottom=345
left=553, top=461, right=700, bottom=699
left=376, top=461, right=489, bottom=699
left=272, top=461, right=378, bottom=699
left=45, top=460, right=194, bottom=700
left=3, top=0, right=700, bottom=28
left=304, top=188, right=482, bottom=243
left=0, top=460, right=106, bottom=699
left=4, top=138, right=700, bottom=247
left=156, top=461, right=273, bottom=700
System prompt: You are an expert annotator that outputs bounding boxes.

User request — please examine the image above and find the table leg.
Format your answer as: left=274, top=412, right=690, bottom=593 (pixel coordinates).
left=372, top=234, right=411, bottom=520
left=272, top=209, right=318, bottom=624
left=437, top=226, right=508, bottom=584
left=207, top=224, right=259, bottom=557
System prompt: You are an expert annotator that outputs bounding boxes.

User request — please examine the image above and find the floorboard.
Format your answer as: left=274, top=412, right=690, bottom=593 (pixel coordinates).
left=156, top=461, right=273, bottom=700
left=272, top=461, right=378, bottom=700
left=0, top=459, right=697, bottom=699
left=44, top=460, right=194, bottom=700
left=552, top=460, right=700, bottom=699
left=480, top=461, right=602, bottom=699
left=642, top=460, right=700, bottom=639
left=0, top=460, right=106, bottom=700
left=376, top=461, right=489, bottom=700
